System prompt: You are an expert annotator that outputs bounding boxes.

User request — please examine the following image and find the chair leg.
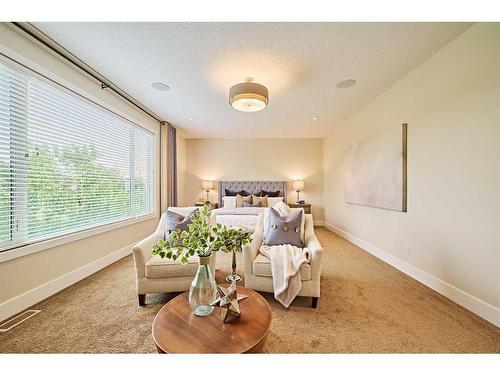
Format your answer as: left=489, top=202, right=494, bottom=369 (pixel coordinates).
left=138, top=294, right=146, bottom=307
left=312, top=297, right=318, bottom=308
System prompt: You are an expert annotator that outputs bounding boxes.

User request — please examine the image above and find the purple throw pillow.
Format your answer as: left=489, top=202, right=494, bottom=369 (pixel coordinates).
left=263, top=208, right=303, bottom=247
left=165, top=209, right=197, bottom=243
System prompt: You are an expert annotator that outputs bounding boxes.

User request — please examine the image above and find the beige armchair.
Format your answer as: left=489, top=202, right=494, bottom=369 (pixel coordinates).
left=243, top=212, right=323, bottom=307
left=132, top=207, right=216, bottom=306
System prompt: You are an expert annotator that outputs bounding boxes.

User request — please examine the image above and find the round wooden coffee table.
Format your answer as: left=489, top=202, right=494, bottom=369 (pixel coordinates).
left=152, top=286, right=272, bottom=353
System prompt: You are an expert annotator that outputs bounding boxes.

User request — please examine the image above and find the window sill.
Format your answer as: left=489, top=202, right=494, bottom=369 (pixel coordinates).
left=0, top=213, right=158, bottom=264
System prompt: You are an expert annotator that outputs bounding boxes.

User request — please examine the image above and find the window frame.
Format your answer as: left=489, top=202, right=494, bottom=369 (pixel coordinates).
left=0, top=53, right=159, bottom=263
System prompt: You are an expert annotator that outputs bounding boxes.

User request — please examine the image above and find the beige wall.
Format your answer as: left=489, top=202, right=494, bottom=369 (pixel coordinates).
left=323, top=23, right=500, bottom=308
left=0, top=24, right=161, bottom=305
left=181, top=138, right=324, bottom=221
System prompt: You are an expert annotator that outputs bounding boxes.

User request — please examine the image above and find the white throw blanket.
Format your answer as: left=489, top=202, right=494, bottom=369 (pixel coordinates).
left=261, top=245, right=309, bottom=308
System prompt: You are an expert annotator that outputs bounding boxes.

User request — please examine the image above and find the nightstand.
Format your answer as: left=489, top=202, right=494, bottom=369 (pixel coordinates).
left=289, top=203, right=311, bottom=214
left=195, top=202, right=219, bottom=209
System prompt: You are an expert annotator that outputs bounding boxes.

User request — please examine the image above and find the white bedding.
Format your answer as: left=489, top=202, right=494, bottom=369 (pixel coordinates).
left=215, top=214, right=259, bottom=233
left=211, top=207, right=266, bottom=232
left=212, top=207, right=265, bottom=216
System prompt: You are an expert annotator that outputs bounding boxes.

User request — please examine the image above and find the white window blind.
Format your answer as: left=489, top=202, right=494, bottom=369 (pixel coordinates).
left=0, top=59, right=155, bottom=252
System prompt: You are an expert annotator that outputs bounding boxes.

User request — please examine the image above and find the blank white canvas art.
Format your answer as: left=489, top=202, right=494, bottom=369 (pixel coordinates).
left=344, top=124, right=407, bottom=212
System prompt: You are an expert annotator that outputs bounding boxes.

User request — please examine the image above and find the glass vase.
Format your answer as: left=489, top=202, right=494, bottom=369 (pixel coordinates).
left=189, top=255, right=217, bottom=316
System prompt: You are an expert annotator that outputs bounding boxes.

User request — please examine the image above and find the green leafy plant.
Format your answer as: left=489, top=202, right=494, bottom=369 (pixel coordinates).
left=152, top=204, right=252, bottom=264
left=0, top=142, right=146, bottom=242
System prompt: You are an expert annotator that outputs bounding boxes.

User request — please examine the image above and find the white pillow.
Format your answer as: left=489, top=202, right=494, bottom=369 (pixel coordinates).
left=267, top=196, right=284, bottom=207
left=222, top=196, right=237, bottom=208
left=272, top=200, right=290, bottom=216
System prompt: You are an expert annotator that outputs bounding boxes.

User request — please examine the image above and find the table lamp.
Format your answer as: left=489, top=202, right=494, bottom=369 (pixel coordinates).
left=292, top=180, right=304, bottom=203
left=201, top=180, right=215, bottom=203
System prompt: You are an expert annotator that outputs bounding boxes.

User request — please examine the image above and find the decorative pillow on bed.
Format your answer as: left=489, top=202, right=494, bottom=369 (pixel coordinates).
left=165, top=209, right=197, bottom=243
left=263, top=208, right=303, bottom=247
left=260, top=189, right=280, bottom=197
left=222, top=196, right=237, bottom=208
left=236, top=193, right=252, bottom=207
left=224, top=189, right=238, bottom=196
left=225, top=189, right=250, bottom=197
left=251, top=194, right=268, bottom=207
left=243, top=200, right=261, bottom=207
left=267, top=196, right=284, bottom=207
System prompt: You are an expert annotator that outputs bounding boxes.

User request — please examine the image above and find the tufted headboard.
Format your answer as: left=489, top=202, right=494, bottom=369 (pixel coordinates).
left=218, top=180, right=288, bottom=206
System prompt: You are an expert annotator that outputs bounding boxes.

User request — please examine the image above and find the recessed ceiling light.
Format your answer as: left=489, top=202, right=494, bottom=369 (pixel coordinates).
left=151, top=82, right=170, bottom=91
left=312, top=116, right=319, bottom=120
left=336, top=79, right=356, bottom=89
left=189, top=117, right=195, bottom=121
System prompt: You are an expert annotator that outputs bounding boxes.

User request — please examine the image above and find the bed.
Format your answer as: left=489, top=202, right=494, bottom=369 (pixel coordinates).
left=212, top=180, right=288, bottom=232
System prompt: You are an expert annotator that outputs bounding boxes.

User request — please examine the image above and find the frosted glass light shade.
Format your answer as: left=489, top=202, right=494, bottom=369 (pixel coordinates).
left=292, top=180, right=304, bottom=191
left=201, top=180, right=215, bottom=191
left=229, top=81, right=269, bottom=112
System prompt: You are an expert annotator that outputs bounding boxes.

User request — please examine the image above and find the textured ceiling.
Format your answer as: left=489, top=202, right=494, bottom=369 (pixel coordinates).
left=33, top=22, right=471, bottom=138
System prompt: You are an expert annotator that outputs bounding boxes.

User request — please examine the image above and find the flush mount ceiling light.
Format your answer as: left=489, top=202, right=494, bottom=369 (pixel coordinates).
left=229, top=78, right=269, bottom=112
left=312, top=116, right=319, bottom=120
left=336, top=79, right=356, bottom=89
left=151, top=82, right=170, bottom=91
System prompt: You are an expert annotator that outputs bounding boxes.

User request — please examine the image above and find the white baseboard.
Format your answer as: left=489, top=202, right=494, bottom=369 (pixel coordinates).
left=324, top=222, right=500, bottom=327
left=0, top=243, right=133, bottom=322
left=314, top=220, right=325, bottom=226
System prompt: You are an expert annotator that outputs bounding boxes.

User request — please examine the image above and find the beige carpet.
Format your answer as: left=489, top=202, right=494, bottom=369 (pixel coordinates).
left=1, top=228, right=499, bottom=353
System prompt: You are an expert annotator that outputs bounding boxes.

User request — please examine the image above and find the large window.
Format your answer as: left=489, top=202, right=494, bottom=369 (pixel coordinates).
left=0, top=59, right=155, bottom=252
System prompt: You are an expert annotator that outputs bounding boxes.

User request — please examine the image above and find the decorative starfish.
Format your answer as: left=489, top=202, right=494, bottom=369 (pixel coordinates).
left=211, top=281, right=247, bottom=323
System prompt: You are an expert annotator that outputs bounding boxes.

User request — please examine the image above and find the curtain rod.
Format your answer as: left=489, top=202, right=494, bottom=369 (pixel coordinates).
left=11, top=22, right=167, bottom=125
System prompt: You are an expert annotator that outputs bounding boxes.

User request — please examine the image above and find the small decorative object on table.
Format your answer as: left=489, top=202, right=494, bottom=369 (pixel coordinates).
left=226, top=250, right=242, bottom=283
left=211, top=280, right=247, bottom=323
left=152, top=204, right=251, bottom=317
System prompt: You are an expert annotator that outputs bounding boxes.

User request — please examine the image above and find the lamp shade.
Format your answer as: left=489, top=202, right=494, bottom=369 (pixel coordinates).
left=292, top=180, right=304, bottom=191
left=201, top=180, right=215, bottom=190
left=229, top=80, right=269, bottom=112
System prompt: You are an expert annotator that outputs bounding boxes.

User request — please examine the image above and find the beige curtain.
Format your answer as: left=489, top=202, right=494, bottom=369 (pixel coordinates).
left=160, top=122, right=168, bottom=213
left=166, top=124, right=178, bottom=207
